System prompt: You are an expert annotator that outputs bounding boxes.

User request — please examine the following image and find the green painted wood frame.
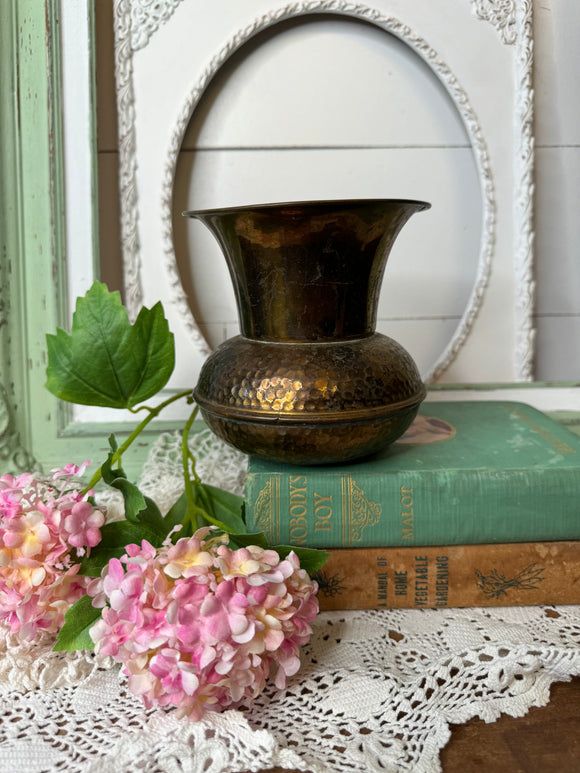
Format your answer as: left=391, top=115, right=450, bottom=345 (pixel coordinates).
left=0, top=0, right=174, bottom=479
left=1, top=1, right=579, bottom=482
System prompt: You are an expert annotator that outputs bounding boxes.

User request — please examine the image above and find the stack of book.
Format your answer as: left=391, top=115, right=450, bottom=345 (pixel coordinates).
left=244, top=401, right=580, bottom=610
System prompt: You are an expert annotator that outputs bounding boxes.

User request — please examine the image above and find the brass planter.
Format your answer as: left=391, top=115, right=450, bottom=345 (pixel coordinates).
left=184, top=199, right=430, bottom=465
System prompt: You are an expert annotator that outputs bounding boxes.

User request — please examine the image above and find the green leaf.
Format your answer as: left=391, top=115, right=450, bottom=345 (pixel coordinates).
left=78, top=520, right=163, bottom=576
left=165, top=490, right=186, bottom=527
left=198, top=484, right=246, bottom=534
left=101, top=456, right=167, bottom=538
left=110, top=478, right=147, bottom=523
left=53, top=595, right=100, bottom=652
left=136, top=495, right=168, bottom=539
left=164, top=490, right=189, bottom=532
left=45, top=281, right=175, bottom=409
left=101, top=444, right=123, bottom=484
left=101, top=455, right=143, bottom=523
left=78, top=546, right=127, bottom=577
left=228, top=532, right=270, bottom=550
left=274, top=545, right=330, bottom=574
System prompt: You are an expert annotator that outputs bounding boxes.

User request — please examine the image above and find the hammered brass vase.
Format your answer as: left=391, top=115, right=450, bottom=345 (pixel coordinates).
left=184, top=199, right=430, bottom=465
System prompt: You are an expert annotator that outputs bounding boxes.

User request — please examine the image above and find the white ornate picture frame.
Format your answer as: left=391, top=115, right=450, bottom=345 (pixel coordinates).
left=113, top=0, right=534, bottom=390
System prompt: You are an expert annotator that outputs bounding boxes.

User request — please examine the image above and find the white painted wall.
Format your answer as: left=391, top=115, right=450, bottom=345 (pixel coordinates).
left=533, top=0, right=580, bottom=380
left=60, top=0, right=98, bottom=311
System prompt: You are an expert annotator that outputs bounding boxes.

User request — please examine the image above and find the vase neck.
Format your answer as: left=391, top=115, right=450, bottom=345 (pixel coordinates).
left=187, top=200, right=429, bottom=342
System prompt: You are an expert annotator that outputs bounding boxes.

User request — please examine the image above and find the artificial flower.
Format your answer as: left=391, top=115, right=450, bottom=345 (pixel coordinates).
left=0, top=464, right=105, bottom=640
left=88, top=529, right=319, bottom=720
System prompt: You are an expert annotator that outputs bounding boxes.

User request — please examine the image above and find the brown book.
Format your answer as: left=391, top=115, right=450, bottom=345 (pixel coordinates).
left=314, top=540, right=580, bottom=610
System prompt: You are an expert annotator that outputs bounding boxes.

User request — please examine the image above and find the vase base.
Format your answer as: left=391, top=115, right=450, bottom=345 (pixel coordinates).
left=197, top=400, right=423, bottom=466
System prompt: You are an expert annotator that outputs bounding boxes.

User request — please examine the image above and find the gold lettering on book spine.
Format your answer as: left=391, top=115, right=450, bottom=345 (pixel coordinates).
left=343, top=475, right=381, bottom=542
left=253, top=478, right=274, bottom=542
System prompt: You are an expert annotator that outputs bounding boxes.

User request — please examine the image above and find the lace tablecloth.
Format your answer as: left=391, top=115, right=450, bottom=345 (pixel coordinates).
left=1, top=430, right=578, bottom=773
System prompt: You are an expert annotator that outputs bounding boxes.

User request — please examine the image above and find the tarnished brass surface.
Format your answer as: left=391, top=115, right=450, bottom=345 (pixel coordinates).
left=193, top=334, right=425, bottom=464
left=184, top=199, right=430, bottom=465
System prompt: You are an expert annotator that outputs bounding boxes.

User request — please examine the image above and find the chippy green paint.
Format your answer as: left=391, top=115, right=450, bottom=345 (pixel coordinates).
left=0, top=0, right=154, bottom=478
left=0, top=0, right=38, bottom=473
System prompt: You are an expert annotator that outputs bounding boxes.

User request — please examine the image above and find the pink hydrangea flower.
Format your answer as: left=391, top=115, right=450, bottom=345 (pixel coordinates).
left=63, top=500, right=105, bottom=548
left=0, top=464, right=105, bottom=641
left=89, top=529, right=319, bottom=720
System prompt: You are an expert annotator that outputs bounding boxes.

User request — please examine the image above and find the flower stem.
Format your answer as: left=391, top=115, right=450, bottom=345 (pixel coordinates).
left=182, top=406, right=201, bottom=485
left=83, top=389, right=192, bottom=493
left=180, top=406, right=233, bottom=534
left=181, top=405, right=205, bottom=532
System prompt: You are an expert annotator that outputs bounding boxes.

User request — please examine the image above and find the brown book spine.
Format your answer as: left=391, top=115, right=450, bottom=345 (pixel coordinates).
left=314, top=541, right=580, bottom=610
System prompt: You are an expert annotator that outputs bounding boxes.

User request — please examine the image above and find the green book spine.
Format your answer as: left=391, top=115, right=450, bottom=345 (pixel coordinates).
left=244, top=401, right=580, bottom=548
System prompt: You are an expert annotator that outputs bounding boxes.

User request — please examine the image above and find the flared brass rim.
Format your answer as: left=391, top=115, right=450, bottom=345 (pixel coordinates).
left=182, top=198, right=431, bottom=218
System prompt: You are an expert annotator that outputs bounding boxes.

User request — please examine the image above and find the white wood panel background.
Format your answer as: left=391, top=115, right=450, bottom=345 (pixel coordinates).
left=172, top=18, right=482, bottom=382
left=88, top=0, right=579, bottom=386
left=533, top=0, right=580, bottom=381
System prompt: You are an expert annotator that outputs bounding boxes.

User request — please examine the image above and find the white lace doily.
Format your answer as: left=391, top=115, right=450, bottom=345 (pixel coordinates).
left=1, top=429, right=579, bottom=773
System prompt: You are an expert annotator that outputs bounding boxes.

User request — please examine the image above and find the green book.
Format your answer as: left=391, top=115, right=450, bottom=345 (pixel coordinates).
left=244, top=401, right=580, bottom=548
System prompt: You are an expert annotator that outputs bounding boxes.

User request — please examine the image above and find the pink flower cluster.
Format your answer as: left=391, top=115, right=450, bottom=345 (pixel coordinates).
left=0, top=463, right=105, bottom=640
left=88, top=528, right=319, bottom=720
